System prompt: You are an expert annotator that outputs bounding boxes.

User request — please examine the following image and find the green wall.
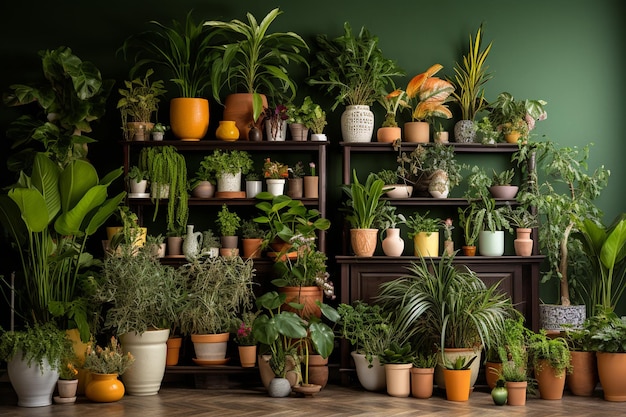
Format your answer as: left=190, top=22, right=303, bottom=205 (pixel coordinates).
left=1, top=0, right=624, bottom=314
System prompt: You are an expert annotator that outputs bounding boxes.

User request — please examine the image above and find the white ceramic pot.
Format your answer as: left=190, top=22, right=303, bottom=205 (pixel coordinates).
left=266, top=178, right=286, bottom=196
left=129, top=179, right=148, bottom=194
left=341, top=105, right=374, bottom=142
left=8, top=354, right=59, bottom=407
left=478, top=230, right=505, bottom=256
left=217, top=171, right=242, bottom=192
left=120, top=329, right=169, bottom=396
left=382, top=228, right=404, bottom=256
left=246, top=180, right=262, bottom=198
left=351, top=352, right=386, bottom=391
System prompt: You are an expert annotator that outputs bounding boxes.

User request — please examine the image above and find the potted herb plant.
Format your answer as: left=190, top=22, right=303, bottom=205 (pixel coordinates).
left=117, top=68, right=166, bottom=141
left=341, top=170, right=388, bottom=256
left=410, top=351, right=438, bottom=399
left=120, top=11, right=215, bottom=140
left=216, top=204, right=241, bottom=254
left=405, top=211, right=441, bottom=257
left=206, top=8, right=309, bottom=139
left=93, top=244, right=185, bottom=396
left=200, top=149, right=253, bottom=194
left=504, top=205, right=539, bottom=256
left=0, top=322, right=73, bottom=407
left=449, top=25, right=493, bottom=143
left=404, top=63, right=455, bottom=143
left=308, top=22, right=403, bottom=142
left=178, top=256, right=256, bottom=362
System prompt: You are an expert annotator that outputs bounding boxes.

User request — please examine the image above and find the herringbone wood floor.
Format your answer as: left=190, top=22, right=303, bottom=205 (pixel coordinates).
left=0, top=378, right=623, bottom=417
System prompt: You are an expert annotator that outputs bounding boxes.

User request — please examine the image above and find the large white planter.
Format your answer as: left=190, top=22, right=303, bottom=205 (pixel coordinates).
left=341, top=105, right=374, bottom=142
left=217, top=171, right=242, bottom=192
left=8, top=354, right=59, bottom=407
left=120, top=329, right=169, bottom=396
left=351, top=351, right=386, bottom=391
left=478, top=230, right=505, bottom=256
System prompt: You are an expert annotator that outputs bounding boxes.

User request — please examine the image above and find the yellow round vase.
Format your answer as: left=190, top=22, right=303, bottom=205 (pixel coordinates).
left=216, top=120, right=240, bottom=141
left=85, top=373, right=125, bottom=403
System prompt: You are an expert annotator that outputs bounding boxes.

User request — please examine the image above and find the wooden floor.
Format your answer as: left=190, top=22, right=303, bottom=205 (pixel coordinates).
left=0, top=379, right=623, bottom=417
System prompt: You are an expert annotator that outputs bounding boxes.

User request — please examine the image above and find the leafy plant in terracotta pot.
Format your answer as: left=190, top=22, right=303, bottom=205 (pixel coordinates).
left=216, top=204, right=241, bottom=251
left=488, top=92, right=548, bottom=143
left=528, top=330, right=572, bottom=400
left=404, top=64, right=455, bottom=143
left=377, top=88, right=408, bottom=140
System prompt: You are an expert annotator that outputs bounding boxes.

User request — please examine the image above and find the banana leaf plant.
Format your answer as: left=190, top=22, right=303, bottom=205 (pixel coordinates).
left=0, top=152, right=125, bottom=340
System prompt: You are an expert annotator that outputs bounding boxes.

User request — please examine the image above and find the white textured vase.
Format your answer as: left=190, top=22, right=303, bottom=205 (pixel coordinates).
left=454, top=120, right=477, bottom=143
left=120, top=329, right=169, bottom=396
left=8, top=354, right=59, bottom=407
left=341, top=105, right=374, bottom=142
left=382, top=228, right=404, bottom=256
left=217, top=171, right=242, bottom=192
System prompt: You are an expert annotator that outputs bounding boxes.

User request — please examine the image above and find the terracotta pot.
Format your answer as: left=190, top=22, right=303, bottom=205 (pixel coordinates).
left=410, top=367, right=434, bottom=399
left=191, top=333, right=229, bottom=360
left=377, top=126, right=401, bottom=143
left=85, top=373, right=125, bottom=403
left=350, top=228, right=378, bottom=257
left=412, top=232, right=439, bottom=257
left=534, top=359, right=566, bottom=400
left=485, top=361, right=502, bottom=390
left=242, top=238, right=263, bottom=259
left=385, top=363, right=412, bottom=397
left=56, top=379, right=78, bottom=399
left=506, top=381, right=527, bottom=405
left=567, top=350, right=598, bottom=396
left=304, top=176, right=318, bottom=198
left=166, top=337, right=182, bottom=366
left=404, top=121, right=429, bottom=143
left=434, top=131, right=449, bottom=143
left=307, top=355, right=329, bottom=388
left=597, top=351, right=626, bottom=401
left=223, top=93, right=268, bottom=140
left=443, top=369, right=471, bottom=401
left=514, top=228, right=534, bottom=256
left=279, top=286, right=323, bottom=318
left=238, top=345, right=257, bottom=368
left=219, top=248, right=239, bottom=257
left=435, top=348, right=481, bottom=389
left=170, top=98, right=209, bottom=141
left=462, top=245, right=476, bottom=256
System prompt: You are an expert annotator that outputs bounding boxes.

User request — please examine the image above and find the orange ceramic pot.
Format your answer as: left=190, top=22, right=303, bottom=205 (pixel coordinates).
left=410, top=367, right=434, bottom=399
left=170, top=98, right=209, bottom=141
left=377, top=127, right=401, bottom=143
left=350, top=228, right=378, bottom=257
left=166, top=337, right=182, bottom=366
left=404, top=121, right=429, bottom=143
left=85, top=373, right=125, bottom=403
left=443, top=369, right=471, bottom=401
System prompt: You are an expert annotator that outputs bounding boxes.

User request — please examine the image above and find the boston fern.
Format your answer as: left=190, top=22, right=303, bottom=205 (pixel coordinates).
left=0, top=322, right=72, bottom=372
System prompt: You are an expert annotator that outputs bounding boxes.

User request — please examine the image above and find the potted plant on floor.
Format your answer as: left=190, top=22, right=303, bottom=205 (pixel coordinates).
left=341, top=170, right=388, bottom=257
left=0, top=152, right=125, bottom=343
left=405, top=211, right=441, bottom=257
left=515, top=141, right=609, bottom=330
left=120, top=11, right=215, bottom=140
left=379, top=338, right=414, bottom=398
left=0, top=322, right=73, bottom=407
left=92, top=244, right=185, bottom=396
left=410, top=351, right=438, bottom=399
left=117, top=68, right=166, bottom=141
left=563, top=322, right=598, bottom=397
left=449, top=25, right=493, bottom=143
left=83, top=336, right=135, bottom=403
left=206, top=8, right=309, bottom=139
left=528, top=330, right=572, bottom=400
left=336, top=301, right=393, bottom=391
left=308, top=22, right=404, bottom=143
left=586, top=309, right=626, bottom=401
left=442, top=355, right=477, bottom=402
left=178, top=255, right=256, bottom=363
left=377, top=255, right=515, bottom=390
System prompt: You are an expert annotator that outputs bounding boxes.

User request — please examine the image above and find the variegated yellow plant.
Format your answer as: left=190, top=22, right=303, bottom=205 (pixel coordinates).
left=406, top=64, right=455, bottom=122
